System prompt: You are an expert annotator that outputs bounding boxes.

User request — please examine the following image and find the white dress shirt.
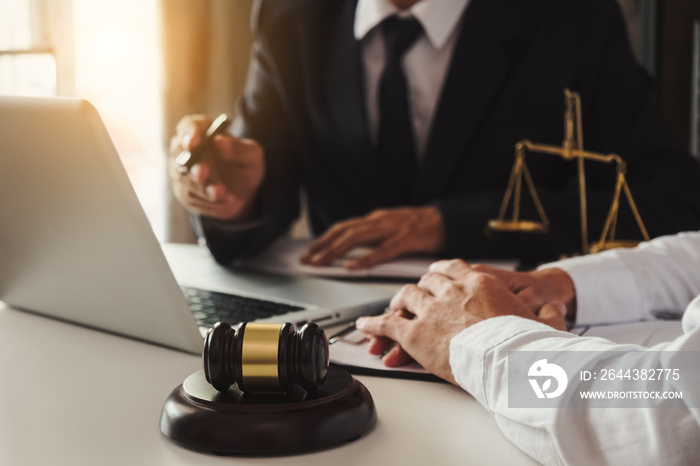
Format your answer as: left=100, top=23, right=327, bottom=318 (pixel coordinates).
left=450, top=231, right=700, bottom=465
left=354, top=0, right=471, bottom=159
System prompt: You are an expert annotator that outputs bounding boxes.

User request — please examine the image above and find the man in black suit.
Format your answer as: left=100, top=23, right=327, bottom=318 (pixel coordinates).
left=170, top=0, right=700, bottom=267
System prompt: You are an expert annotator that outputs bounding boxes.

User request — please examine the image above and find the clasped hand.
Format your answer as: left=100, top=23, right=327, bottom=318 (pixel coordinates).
left=356, top=260, right=575, bottom=384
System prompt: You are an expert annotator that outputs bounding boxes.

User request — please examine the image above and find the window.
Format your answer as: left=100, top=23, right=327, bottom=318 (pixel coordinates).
left=0, top=0, right=165, bottom=239
left=0, top=0, right=59, bottom=95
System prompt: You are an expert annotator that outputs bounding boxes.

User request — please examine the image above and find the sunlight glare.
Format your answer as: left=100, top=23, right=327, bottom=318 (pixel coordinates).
left=73, top=0, right=164, bottom=238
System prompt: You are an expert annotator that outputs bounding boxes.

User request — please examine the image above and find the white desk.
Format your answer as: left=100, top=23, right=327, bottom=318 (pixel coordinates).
left=0, top=244, right=539, bottom=465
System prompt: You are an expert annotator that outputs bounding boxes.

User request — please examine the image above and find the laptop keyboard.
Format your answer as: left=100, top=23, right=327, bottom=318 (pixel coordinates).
left=181, top=286, right=305, bottom=327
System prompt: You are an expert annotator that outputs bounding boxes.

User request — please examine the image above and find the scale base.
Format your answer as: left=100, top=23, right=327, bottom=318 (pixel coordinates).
left=160, top=366, right=376, bottom=455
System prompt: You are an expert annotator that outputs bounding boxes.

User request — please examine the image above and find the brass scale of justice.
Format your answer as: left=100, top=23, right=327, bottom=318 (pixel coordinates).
left=487, top=89, right=650, bottom=255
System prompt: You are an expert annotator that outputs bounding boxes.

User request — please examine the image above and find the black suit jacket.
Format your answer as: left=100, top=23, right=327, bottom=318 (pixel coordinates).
left=200, top=0, right=700, bottom=264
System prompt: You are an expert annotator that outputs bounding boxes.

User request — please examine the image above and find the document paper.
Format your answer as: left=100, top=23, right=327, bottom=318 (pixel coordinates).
left=237, top=237, right=518, bottom=280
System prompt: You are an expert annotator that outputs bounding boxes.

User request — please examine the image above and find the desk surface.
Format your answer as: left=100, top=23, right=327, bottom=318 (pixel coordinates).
left=0, top=244, right=538, bottom=466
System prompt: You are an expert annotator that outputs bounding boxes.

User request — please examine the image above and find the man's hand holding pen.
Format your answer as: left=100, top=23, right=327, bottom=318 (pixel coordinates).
left=170, top=113, right=447, bottom=268
left=169, top=114, right=265, bottom=222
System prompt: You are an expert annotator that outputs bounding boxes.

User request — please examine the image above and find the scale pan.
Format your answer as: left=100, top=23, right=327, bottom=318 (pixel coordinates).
left=487, top=220, right=548, bottom=234
left=589, top=239, right=641, bottom=254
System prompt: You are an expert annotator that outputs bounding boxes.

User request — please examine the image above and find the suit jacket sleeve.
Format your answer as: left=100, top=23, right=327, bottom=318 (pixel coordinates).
left=436, top=0, right=700, bottom=262
left=199, top=1, right=302, bottom=264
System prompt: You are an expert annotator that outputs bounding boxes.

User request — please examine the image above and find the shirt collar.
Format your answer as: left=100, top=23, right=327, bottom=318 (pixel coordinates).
left=354, top=0, right=471, bottom=50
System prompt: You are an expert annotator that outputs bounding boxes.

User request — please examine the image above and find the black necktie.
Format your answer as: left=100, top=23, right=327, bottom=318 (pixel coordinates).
left=377, top=16, right=423, bottom=205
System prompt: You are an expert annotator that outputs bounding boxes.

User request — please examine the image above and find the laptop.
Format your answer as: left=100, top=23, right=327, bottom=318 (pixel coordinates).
left=0, top=96, right=394, bottom=354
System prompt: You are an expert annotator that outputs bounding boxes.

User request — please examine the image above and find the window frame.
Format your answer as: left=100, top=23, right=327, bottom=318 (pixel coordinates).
left=0, top=0, right=75, bottom=96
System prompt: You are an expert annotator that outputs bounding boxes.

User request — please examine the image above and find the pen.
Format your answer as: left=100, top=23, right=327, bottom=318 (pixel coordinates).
left=175, top=113, right=232, bottom=174
left=329, top=307, right=392, bottom=344
left=328, top=322, right=357, bottom=344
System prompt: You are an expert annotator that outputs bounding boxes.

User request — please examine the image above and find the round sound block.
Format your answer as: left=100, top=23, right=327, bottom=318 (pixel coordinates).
left=160, top=366, right=376, bottom=455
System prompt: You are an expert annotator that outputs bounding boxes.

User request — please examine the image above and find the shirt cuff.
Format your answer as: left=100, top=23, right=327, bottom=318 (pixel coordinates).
left=538, top=254, right=645, bottom=326
left=449, top=316, right=547, bottom=407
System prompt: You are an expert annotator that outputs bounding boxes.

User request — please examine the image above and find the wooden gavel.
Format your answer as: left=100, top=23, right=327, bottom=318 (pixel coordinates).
left=203, top=321, right=329, bottom=393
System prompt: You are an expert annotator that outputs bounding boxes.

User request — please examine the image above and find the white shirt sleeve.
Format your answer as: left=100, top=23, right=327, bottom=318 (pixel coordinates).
left=450, top=231, right=700, bottom=465
left=539, top=231, right=700, bottom=326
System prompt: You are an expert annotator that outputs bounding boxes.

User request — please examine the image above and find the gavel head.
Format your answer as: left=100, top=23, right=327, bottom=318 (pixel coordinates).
left=203, top=322, right=329, bottom=393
